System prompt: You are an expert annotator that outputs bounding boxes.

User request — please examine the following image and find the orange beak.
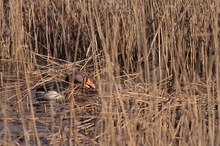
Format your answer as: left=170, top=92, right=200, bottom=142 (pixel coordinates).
left=85, top=78, right=96, bottom=89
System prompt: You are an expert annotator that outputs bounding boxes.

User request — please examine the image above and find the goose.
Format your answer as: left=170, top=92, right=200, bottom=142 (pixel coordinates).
left=35, top=71, right=95, bottom=101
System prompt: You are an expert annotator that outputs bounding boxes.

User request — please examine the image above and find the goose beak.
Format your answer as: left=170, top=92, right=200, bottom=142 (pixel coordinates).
left=85, top=78, right=96, bottom=89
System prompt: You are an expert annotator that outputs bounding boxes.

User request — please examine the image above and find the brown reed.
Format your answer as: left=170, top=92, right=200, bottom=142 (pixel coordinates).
left=0, top=0, right=219, bottom=145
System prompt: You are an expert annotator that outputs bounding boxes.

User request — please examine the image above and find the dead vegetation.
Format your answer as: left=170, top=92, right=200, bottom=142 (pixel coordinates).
left=0, top=0, right=220, bottom=145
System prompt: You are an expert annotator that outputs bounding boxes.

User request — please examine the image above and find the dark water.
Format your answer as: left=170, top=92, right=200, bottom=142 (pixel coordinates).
left=0, top=89, right=101, bottom=146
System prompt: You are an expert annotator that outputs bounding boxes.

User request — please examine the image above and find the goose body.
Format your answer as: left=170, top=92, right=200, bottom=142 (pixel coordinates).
left=35, top=71, right=95, bottom=100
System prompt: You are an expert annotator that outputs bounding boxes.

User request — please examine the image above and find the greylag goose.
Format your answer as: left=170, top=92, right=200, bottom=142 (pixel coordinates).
left=35, top=71, right=95, bottom=100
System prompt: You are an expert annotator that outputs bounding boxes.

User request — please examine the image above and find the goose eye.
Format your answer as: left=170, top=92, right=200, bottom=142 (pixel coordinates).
left=83, top=76, right=87, bottom=83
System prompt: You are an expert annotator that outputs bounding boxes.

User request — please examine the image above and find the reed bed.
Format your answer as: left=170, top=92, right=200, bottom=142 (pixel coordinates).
left=0, top=0, right=219, bottom=145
